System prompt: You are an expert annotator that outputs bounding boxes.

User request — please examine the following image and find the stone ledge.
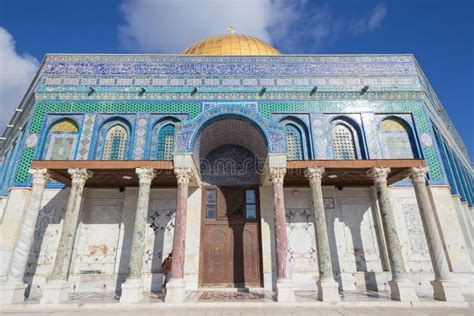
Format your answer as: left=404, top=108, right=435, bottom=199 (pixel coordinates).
left=0, top=300, right=469, bottom=310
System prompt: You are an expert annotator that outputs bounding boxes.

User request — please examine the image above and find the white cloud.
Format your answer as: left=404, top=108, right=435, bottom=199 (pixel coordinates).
left=119, top=0, right=388, bottom=54
left=267, top=1, right=338, bottom=53
left=0, top=27, right=39, bottom=133
left=353, top=2, right=387, bottom=34
left=118, top=0, right=274, bottom=53
left=368, top=3, right=387, bottom=29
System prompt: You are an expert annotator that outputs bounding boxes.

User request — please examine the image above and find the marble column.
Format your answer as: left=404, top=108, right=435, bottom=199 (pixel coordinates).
left=409, top=167, right=464, bottom=301
left=120, top=168, right=155, bottom=304
left=41, top=168, right=91, bottom=304
left=270, top=167, right=295, bottom=302
left=367, top=167, right=418, bottom=301
left=165, top=167, right=193, bottom=303
left=0, top=169, right=49, bottom=304
left=305, top=167, right=340, bottom=301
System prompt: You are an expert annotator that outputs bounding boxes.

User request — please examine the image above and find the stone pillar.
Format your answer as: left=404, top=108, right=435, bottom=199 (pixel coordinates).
left=409, top=167, right=464, bottom=301
left=41, top=168, right=91, bottom=304
left=0, top=169, right=49, bottom=304
left=120, top=168, right=155, bottom=304
left=305, top=167, right=340, bottom=301
left=165, top=167, right=193, bottom=303
left=270, top=167, right=295, bottom=302
left=367, top=167, right=418, bottom=301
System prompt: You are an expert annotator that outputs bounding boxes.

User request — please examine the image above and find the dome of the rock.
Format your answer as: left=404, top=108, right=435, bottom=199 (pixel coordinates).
left=182, top=33, right=281, bottom=55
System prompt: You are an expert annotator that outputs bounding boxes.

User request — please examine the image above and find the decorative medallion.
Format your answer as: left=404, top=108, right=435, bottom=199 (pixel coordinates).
left=25, top=134, right=39, bottom=148
left=323, top=197, right=335, bottom=209
left=420, top=132, right=433, bottom=147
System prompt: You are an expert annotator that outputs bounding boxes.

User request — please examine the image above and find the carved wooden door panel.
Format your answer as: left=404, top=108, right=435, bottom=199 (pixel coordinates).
left=202, top=227, right=232, bottom=284
left=231, top=224, right=260, bottom=286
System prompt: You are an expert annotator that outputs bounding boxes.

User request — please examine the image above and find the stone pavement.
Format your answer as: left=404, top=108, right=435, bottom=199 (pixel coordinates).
left=1, top=306, right=473, bottom=316
left=1, top=292, right=472, bottom=315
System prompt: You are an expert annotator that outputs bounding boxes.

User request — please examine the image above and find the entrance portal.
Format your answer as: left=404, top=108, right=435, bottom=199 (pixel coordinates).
left=194, top=117, right=267, bottom=288
left=200, top=186, right=262, bottom=287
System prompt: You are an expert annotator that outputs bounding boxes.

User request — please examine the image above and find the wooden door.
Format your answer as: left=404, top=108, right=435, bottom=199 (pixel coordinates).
left=200, top=186, right=262, bottom=287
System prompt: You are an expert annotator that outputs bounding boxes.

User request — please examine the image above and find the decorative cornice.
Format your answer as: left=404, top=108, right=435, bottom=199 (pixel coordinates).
left=175, top=167, right=193, bottom=184
left=34, top=90, right=427, bottom=102
left=68, top=168, right=92, bottom=186
left=366, top=167, right=391, bottom=183
left=305, top=167, right=325, bottom=186
left=269, top=167, right=286, bottom=184
left=29, top=168, right=50, bottom=185
left=136, top=167, right=156, bottom=185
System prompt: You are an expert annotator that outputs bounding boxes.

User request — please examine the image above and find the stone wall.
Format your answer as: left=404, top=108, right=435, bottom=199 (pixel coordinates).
left=0, top=184, right=472, bottom=296
left=6, top=187, right=179, bottom=297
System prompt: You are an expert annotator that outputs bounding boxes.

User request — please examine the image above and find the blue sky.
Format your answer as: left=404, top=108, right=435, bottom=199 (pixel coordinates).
left=0, top=0, right=472, bottom=159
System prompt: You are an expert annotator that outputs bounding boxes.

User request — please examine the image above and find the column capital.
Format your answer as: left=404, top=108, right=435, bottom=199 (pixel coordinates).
left=408, top=166, right=429, bottom=183
left=367, top=167, right=391, bottom=183
left=68, top=168, right=92, bottom=186
left=29, top=168, right=50, bottom=185
left=305, top=167, right=325, bottom=185
left=175, top=167, right=193, bottom=184
left=269, top=167, right=286, bottom=184
left=135, top=167, right=156, bottom=185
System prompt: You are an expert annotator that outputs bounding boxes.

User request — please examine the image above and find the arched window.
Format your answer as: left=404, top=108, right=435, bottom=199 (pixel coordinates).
left=285, top=124, right=303, bottom=160
left=43, top=119, right=79, bottom=160
left=156, top=124, right=175, bottom=160
left=380, top=118, right=415, bottom=159
left=102, top=124, right=129, bottom=160
left=332, top=124, right=357, bottom=160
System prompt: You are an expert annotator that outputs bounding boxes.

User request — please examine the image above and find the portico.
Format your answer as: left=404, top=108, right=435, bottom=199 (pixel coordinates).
left=1, top=155, right=464, bottom=304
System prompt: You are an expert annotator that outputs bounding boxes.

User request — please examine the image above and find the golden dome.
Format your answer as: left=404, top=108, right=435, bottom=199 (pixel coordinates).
left=182, top=34, right=281, bottom=56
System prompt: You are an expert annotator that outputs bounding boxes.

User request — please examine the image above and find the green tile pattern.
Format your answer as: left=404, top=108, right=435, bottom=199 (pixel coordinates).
left=15, top=99, right=443, bottom=183
left=258, top=100, right=443, bottom=181
left=16, top=100, right=201, bottom=182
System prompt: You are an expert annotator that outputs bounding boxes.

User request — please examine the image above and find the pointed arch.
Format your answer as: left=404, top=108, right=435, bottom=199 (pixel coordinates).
left=156, top=123, right=176, bottom=160
left=103, top=124, right=128, bottom=160
left=332, top=124, right=357, bottom=159
left=149, top=117, right=180, bottom=160
left=379, top=117, right=417, bottom=159
left=330, top=116, right=367, bottom=160
left=95, top=118, right=132, bottom=160
left=285, top=124, right=303, bottom=160
left=280, top=116, right=310, bottom=160
left=43, top=118, right=79, bottom=160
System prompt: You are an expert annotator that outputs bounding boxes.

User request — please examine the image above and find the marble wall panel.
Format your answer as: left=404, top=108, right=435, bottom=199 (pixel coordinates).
left=388, top=188, right=432, bottom=272
left=0, top=188, right=32, bottom=280
left=24, top=188, right=69, bottom=297
left=72, top=193, right=124, bottom=275
left=427, top=186, right=473, bottom=272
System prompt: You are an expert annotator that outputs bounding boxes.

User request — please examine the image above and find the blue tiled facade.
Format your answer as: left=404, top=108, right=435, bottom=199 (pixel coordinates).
left=0, top=54, right=472, bottom=206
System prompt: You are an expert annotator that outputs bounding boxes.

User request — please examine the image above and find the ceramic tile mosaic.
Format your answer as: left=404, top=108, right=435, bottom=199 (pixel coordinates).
left=77, top=113, right=96, bottom=160
left=15, top=100, right=200, bottom=183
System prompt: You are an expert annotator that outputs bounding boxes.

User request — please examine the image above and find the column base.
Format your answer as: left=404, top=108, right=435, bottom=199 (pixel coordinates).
left=276, top=278, right=296, bottom=302
left=317, top=279, right=340, bottom=302
left=164, top=278, right=186, bottom=303
left=0, top=281, right=27, bottom=304
left=40, top=280, right=70, bottom=304
left=120, top=279, right=144, bottom=304
left=388, top=279, right=419, bottom=301
left=431, top=279, right=465, bottom=302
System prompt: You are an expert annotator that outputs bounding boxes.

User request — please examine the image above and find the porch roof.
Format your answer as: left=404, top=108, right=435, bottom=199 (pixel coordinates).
left=285, top=159, right=426, bottom=186
left=31, top=160, right=176, bottom=187
left=31, top=159, right=425, bottom=188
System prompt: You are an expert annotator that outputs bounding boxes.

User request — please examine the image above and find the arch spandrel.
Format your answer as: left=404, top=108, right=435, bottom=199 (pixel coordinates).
left=175, top=104, right=286, bottom=154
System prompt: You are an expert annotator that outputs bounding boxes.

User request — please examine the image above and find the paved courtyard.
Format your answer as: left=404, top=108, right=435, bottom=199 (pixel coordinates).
left=1, top=306, right=473, bottom=316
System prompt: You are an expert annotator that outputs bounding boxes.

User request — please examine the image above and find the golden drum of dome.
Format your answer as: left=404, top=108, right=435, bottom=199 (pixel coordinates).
left=182, top=34, right=281, bottom=55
